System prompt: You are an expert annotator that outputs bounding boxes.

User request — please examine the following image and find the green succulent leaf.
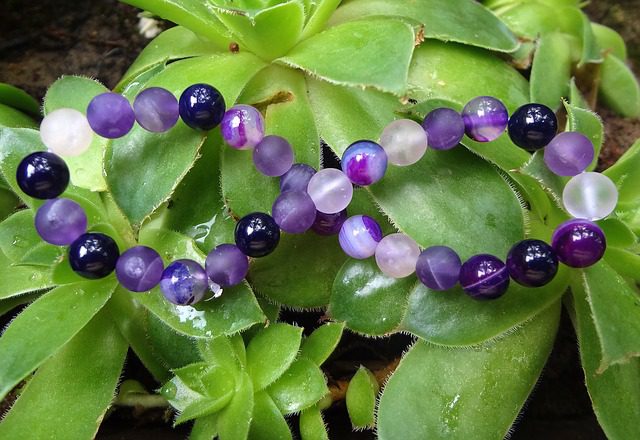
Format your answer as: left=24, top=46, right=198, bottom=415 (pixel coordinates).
left=592, top=23, right=627, bottom=60
left=300, top=0, right=341, bottom=39
left=217, top=372, right=254, bottom=440
left=161, top=362, right=209, bottom=410
left=346, top=366, right=378, bottom=429
left=578, top=11, right=602, bottom=66
left=248, top=391, right=293, bottom=440
left=0, top=209, right=42, bottom=262
left=564, top=100, right=604, bottom=171
left=190, top=414, right=219, bottom=440
left=0, top=83, right=40, bottom=117
left=603, top=248, right=640, bottom=285
left=0, top=252, right=53, bottom=300
left=599, top=54, right=640, bottom=118
left=530, top=33, right=572, bottom=110
left=175, top=390, right=234, bottom=425
left=146, top=312, right=202, bottom=369
left=519, top=151, right=565, bottom=208
left=299, top=406, right=329, bottom=440
left=300, top=321, right=344, bottom=366
left=0, top=291, right=41, bottom=319
left=604, top=138, right=640, bottom=206
left=197, top=335, right=244, bottom=372
left=0, top=103, right=37, bottom=129
left=267, top=357, right=328, bottom=415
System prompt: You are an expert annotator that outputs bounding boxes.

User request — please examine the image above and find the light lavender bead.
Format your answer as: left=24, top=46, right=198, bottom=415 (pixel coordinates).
left=220, top=104, right=265, bottom=149
left=35, top=198, right=87, bottom=245
left=205, top=244, right=249, bottom=287
left=544, top=132, right=595, bottom=176
left=272, top=191, right=316, bottom=234
left=307, top=168, right=353, bottom=214
left=563, top=172, right=618, bottom=221
left=116, top=246, right=164, bottom=292
left=40, top=108, right=93, bottom=157
left=461, top=96, right=508, bottom=142
left=338, top=215, right=382, bottom=259
left=379, top=119, right=428, bottom=166
left=415, top=246, right=462, bottom=291
left=253, top=135, right=294, bottom=177
left=375, top=233, right=421, bottom=278
left=133, top=87, right=179, bottom=132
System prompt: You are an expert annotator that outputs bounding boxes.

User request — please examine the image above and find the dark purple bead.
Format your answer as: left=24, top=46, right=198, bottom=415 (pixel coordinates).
left=415, top=246, right=462, bottom=291
left=178, top=84, right=226, bottom=131
left=116, top=245, right=164, bottom=292
left=507, top=103, right=558, bottom=151
left=133, top=87, right=179, bottom=132
left=421, top=108, right=465, bottom=150
left=205, top=244, right=249, bottom=287
left=69, top=232, right=120, bottom=279
left=280, top=163, right=316, bottom=193
left=462, top=96, right=508, bottom=142
left=87, top=92, right=135, bottom=138
left=235, top=212, right=280, bottom=258
left=311, top=209, right=347, bottom=236
left=160, top=259, right=208, bottom=305
left=35, top=198, right=87, bottom=245
left=551, top=219, right=606, bottom=268
left=16, top=151, right=69, bottom=199
left=459, top=254, right=510, bottom=300
left=272, top=191, right=316, bottom=234
left=506, top=239, right=558, bottom=287
left=341, top=140, right=388, bottom=186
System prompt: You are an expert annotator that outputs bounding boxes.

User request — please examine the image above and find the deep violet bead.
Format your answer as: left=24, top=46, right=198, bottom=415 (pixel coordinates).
left=551, top=219, right=606, bottom=268
left=459, top=254, right=510, bottom=300
left=422, top=108, right=464, bottom=150
left=415, top=246, right=462, bottom=291
left=462, top=96, right=509, bottom=142
left=116, top=246, right=164, bottom=292
left=506, top=239, right=558, bottom=287
left=160, top=259, right=208, bottom=305
left=338, top=215, right=382, bottom=259
left=205, top=244, right=248, bottom=288
left=69, top=232, right=120, bottom=279
left=133, top=87, right=179, bottom=132
left=16, top=151, right=69, bottom=199
left=35, top=198, right=87, bottom=245
left=272, top=191, right=316, bottom=234
left=87, top=92, right=135, bottom=138
left=280, top=163, right=317, bottom=193
left=507, top=103, right=558, bottom=150
left=235, top=212, right=281, bottom=258
left=341, top=140, right=388, bottom=186
left=179, top=84, right=226, bottom=131
left=311, top=209, right=347, bottom=236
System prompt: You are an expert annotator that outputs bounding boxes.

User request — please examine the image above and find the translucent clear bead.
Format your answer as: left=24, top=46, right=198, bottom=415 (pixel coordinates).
left=375, top=233, right=421, bottom=278
left=40, top=108, right=93, bottom=157
left=307, top=168, right=353, bottom=214
left=379, top=119, right=428, bottom=166
left=563, top=172, right=618, bottom=221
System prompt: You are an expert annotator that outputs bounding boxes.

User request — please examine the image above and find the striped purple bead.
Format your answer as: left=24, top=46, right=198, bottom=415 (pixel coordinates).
left=220, top=105, right=265, bottom=150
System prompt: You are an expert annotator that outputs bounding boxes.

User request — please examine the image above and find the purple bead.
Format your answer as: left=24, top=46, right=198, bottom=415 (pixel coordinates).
left=280, top=163, right=317, bottom=193
left=220, top=105, right=265, bottom=149
left=459, top=254, right=510, bottom=300
left=205, top=244, right=249, bottom=287
left=507, top=239, right=558, bottom=287
left=87, top=92, right=135, bottom=138
left=311, top=209, right=347, bottom=236
left=35, top=198, right=87, bottom=245
left=341, top=140, right=388, bottom=186
left=116, top=246, right=164, bottom=292
left=543, top=132, right=595, bottom=176
left=253, top=135, right=295, bottom=177
left=338, top=215, right=382, bottom=259
left=272, top=191, right=316, bottom=234
left=160, top=259, right=208, bottom=305
left=133, top=87, right=179, bottom=132
left=415, top=246, right=462, bottom=291
left=461, top=96, right=508, bottom=142
left=421, top=108, right=465, bottom=150
left=551, top=219, right=606, bottom=268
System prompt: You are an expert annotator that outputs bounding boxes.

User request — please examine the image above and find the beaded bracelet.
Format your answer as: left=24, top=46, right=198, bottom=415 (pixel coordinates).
left=15, top=83, right=616, bottom=306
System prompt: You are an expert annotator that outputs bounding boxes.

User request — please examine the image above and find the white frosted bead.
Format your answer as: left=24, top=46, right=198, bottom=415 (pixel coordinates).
left=563, top=172, right=618, bottom=221
left=375, top=233, right=421, bottom=278
left=379, top=119, right=428, bottom=166
left=40, top=108, right=93, bottom=157
left=307, top=168, right=353, bottom=214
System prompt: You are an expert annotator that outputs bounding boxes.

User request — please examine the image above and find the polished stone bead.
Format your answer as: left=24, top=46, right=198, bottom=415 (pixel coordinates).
left=272, top=190, right=316, bottom=234
left=551, top=219, right=606, bottom=268
left=16, top=151, right=69, bottom=199
left=178, top=84, right=226, bottom=131
left=543, top=132, right=594, bottom=176
left=35, top=198, right=87, bottom=245
left=415, top=246, right=462, bottom=291
left=375, top=233, right=420, bottom=278
left=379, top=119, right=428, bottom=166
left=235, top=212, right=281, bottom=257
left=133, top=87, right=179, bottom=132
left=307, top=168, right=353, bottom=214
left=205, top=244, right=249, bottom=287
left=253, top=135, right=294, bottom=177
left=422, top=108, right=464, bottom=150
left=220, top=105, right=265, bottom=149
left=116, top=245, right=164, bottom=292
left=338, top=215, right=382, bottom=259
left=69, top=232, right=120, bottom=279
left=341, top=140, right=387, bottom=186
left=506, top=239, right=558, bottom=287
left=507, top=103, right=558, bottom=150
left=563, top=172, right=618, bottom=221
left=40, top=108, right=93, bottom=157
left=462, top=96, right=508, bottom=142
left=459, top=254, right=510, bottom=300
left=160, top=259, right=208, bottom=305
left=87, top=92, right=135, bottom=138
left=311, top=209, right=347, bottom=236
left=280, top=163, right=316, bottom=193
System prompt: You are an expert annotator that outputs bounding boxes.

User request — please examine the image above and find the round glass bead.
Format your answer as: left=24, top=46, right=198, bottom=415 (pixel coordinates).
left=280, top=163, right=316, bottom=193
left=543, top=132, right=594, bottom=176
left=16, top=151, right=69, bottom=199
left=40, top=108, right=93, bottom=157
left=506, top=239, right=558, bottom=287
left=272, top=191, right=316, bottom=234
left=551, top=219, right=606, bottom=268
left=178, top=84, right=226, bottom=131
left=379, top=119, right=428, bottom=166
left=459, top=254, right=510, bottom=300
left=338, top=215, right=382, bottom=259
left=35, top=198, right=87, bottom=245
left=253, top=135, right=294, bottom=177
left=205, top=244, right=249, bottom=287
left=507, top=103, right=558, bottom=151
left=563, top=172, right=618, bottom=221
left=160, top=259, right=208, bottom=305
left=116, top=246, right=164, bottom=292
left=133, top=87, right=179, bottom=132
left=341, top=140, right=388, bottom=186
left=311, top=209, right=347, bottom=236
left=69, top=232, right=120, bottom=279
left=422, top=108, right=464, bottom=150
left=462, top=96, right=509, bottom=142
left=307, top=168, right=353, bottom=214
left=375, top=233, right=420, bottom=278
left=415, top=246, right=462, bottom=291
left=87, top=92, right=135, bottom=138
left=220, top=105, right=265, bottom=149
left=235, top=212, right=281, bottom=258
